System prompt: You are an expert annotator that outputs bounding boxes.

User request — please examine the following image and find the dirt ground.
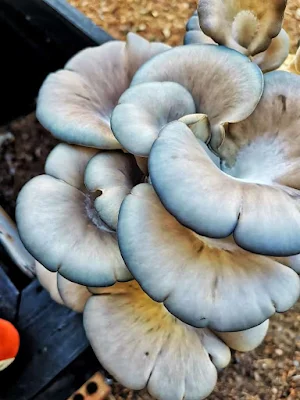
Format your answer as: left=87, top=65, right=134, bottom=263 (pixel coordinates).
left=0, top=1, right=300, bottom=399
left=68, top=0, right=300, bottom=53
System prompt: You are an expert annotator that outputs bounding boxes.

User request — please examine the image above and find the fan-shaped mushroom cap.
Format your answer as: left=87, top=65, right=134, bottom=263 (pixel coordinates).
left=36, top=33, right=170, bottom=149
left=198, top=0, right=287, bottom=56
left=111, top=82, right=196, bottom=156
left=0, top=206, right=36, bottom=278
left=215, top=320, right=269, bottom=352
left=252, top=29, right=289, bottom=73
left=118, top=183, right=299, bottom=332
left=84, top=281, right=231, bottom=400
left=16, top=143, right=137, bottom=286
left=131, top=45, right=263, bottom=150
left=149, top=110, right=300, bottom=257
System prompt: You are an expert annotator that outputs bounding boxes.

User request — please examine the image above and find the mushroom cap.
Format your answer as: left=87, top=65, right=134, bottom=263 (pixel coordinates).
left=149, top=115, right=300, bottom=257
left=16, top=144, right=134, bottom=286
left=36, top=262, right=92, bottom=312
left=198, top=0, right=287, bottom=56
left=85, top=151, right=142, bottom=230
left=215, top=320, right=269, bottom=352
left=252, top=29, right=289, bottom=73
left=184, top=15, right=216, bottom=45
left=111, top=82, right=196, bottom=156
left=84, top=281, right=231, bottom=400
left=131, top=44, right=263, bottom=149
left=118, top=183, right=300, bottom=331
left=35, top=262, right=64, bottom=305
left=57, top=273, right=92, bottom=313
left=217, top=71, right=300, bottom=255
left=36, top=33, right=170, bottom=149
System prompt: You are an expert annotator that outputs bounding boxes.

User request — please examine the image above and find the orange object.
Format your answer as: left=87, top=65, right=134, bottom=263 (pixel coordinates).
left=0, top=318, right=20, bottom=371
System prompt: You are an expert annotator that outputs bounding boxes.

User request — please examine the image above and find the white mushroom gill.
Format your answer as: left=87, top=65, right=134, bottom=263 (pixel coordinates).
left=220, top=135, right=292, bottom=185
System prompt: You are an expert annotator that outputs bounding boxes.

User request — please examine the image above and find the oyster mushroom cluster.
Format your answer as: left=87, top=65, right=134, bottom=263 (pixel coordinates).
left=14, top=1, right=300, bottom=399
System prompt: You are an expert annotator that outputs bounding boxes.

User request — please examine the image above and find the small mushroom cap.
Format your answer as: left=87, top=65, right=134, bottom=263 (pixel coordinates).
left=252, top=29, right=289, bottom=73
left=198, top=0, right=287, bottom=56
left=35, top=262, right=64, bottom=305
left=36, top=33, right=170, bottom=149
left=215, top=320, right=269, bottom=352
left=84, top=281, right=231, bottom=400
left=0, top=206, right=36, bottom=278
left=118, top=183, right=300, bottom=332
left=111, top=82, right=196, bottom=156
left=16, top=144, right=131, bottom=287
left=57, top=274, right=92, bottom=313
left=84, top=151, right=142, bottom=230
left=184, top=15, right=216, bottom=45
left=131, top=44, right=263, bottom=149
left=36, top=262, right=92, bottom=312
left=149, top=119, right=300, bottom=256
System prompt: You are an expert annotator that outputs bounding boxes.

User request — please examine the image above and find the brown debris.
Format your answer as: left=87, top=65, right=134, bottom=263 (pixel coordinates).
left=69, top=0, right=300, bottom=53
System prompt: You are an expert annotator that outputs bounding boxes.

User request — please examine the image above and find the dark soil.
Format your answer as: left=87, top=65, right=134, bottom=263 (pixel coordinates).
left=0, top=113, right=58, bottom=219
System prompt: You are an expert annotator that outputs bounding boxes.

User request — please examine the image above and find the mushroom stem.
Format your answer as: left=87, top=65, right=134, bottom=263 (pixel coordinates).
left=179, top=113, right=211, bottom=143
left=0, top=206, right=36, bottom=278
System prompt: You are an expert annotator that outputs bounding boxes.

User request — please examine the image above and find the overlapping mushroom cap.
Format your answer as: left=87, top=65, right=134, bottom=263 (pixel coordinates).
left=184, top=11, right=289, bottom=73
left=118, top=183, right=300, bottom=332
left=111, top=44, right=264, bottom=155
left=16, top=143, right=143, bottom=286
left=198, top=0, right=287, bottom=56
left=84, top=281, right=269, bottom=400
left=36, top=33, right=170, bottom=149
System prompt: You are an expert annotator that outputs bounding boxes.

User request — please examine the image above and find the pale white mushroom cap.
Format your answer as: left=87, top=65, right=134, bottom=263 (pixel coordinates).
left=36, top=33, right=170, bottom=149
left=16, top=143, right=142, bottom=286
left=84, top=281, right=230, bottom=400
left=84, top=281, right=270, bottom=399
left=118, top=183, right=300, bottom=331
left=148, top=92, right=300, bottom=257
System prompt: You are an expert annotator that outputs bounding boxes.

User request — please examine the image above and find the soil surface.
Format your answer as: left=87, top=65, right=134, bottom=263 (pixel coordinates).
left=68, top=0, right=300, bottom=53
left=1, top=1, right=300, bottom=399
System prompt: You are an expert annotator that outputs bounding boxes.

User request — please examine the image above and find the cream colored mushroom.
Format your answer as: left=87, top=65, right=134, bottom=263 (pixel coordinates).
left=84, top=281, right=269, bottom=400
left=16, top=143, right=143, bottom=286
